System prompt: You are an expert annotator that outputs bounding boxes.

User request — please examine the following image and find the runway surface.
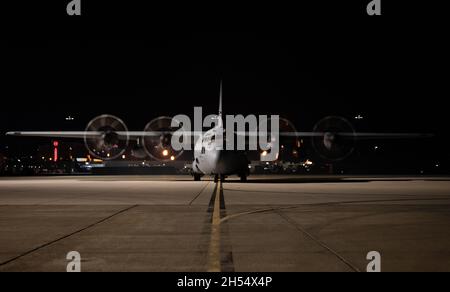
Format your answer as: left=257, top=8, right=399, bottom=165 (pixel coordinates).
left=1, top=175, right=450, bottom=272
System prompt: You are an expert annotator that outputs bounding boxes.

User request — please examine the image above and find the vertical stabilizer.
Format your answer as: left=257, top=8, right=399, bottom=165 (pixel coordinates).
left=218, top=80, right=223, bottom=118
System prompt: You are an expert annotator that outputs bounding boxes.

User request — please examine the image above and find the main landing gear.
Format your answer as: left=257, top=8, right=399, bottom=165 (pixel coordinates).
left=239, top=173, right=248, bottom=182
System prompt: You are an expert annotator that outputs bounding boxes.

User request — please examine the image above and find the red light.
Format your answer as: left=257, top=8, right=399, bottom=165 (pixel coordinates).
left=53, top=141, right=59, bottom=162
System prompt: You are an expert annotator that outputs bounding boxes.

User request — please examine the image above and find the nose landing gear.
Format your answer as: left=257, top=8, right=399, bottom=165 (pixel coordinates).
left=214, top=174, right=227, bottom=183
left=212, top=174, right=247, bottom=182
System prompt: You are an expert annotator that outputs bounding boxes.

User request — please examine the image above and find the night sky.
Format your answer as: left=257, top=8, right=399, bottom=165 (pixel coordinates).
left=1, top=2, right=449, bottom=173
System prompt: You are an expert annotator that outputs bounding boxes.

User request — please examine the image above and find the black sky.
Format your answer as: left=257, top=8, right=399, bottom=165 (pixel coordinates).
left=1, top=1, right=449, bottom=171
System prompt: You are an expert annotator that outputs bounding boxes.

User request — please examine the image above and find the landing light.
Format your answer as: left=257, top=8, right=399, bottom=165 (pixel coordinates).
left=162, top=149, right=169, bottom=157
left=261, top=150, right=268, bottom=156
left=170, top=156, right=175, bottom=161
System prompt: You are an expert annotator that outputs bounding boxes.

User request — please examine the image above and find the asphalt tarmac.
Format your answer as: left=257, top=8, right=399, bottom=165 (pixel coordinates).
left=0, top=175, right=449, bottom=272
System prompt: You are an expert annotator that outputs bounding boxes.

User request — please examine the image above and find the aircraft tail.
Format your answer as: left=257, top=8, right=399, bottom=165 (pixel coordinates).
left=218, top=80, right=223, bottom=118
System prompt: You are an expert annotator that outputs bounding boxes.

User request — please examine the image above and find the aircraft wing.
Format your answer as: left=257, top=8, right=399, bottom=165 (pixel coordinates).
left=6, top=131, right=104, bottom=138
left=7, top=130, right=432, bottom=140
left=5, top=131, right=201, bottom=139
left=234, top=132, right=433, bottom=138
left=281, top=132, right=433, bottom=138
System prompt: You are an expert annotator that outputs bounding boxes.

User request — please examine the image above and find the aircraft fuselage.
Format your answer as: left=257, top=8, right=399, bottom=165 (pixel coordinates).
left=192, top=126, right=249, bottom=179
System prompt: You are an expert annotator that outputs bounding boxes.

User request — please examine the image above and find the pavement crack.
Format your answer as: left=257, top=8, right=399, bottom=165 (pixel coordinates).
left=220, top=206, right=299, bottom=224
left=274, top=209, right=361, bottom=272
left=0, top=205, right=138, bottom=267
left=189, top=181, right=211, bottom=206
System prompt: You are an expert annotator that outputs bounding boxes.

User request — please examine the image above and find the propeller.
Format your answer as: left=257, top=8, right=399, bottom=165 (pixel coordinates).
left=142, top=116, right=184, bottom=161
left=259, top=117, right=301, bottom=161
left=312, top=116, right=355, bottom=161
left=84, top=114, right=129, bottom=160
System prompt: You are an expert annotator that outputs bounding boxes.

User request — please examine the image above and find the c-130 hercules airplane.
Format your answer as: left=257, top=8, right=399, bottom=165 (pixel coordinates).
left=6, top=82, right=430, bottom=182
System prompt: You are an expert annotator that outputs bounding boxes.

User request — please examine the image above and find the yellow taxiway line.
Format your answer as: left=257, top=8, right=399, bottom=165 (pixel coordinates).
left=207, top=180, right=222, bottom=272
